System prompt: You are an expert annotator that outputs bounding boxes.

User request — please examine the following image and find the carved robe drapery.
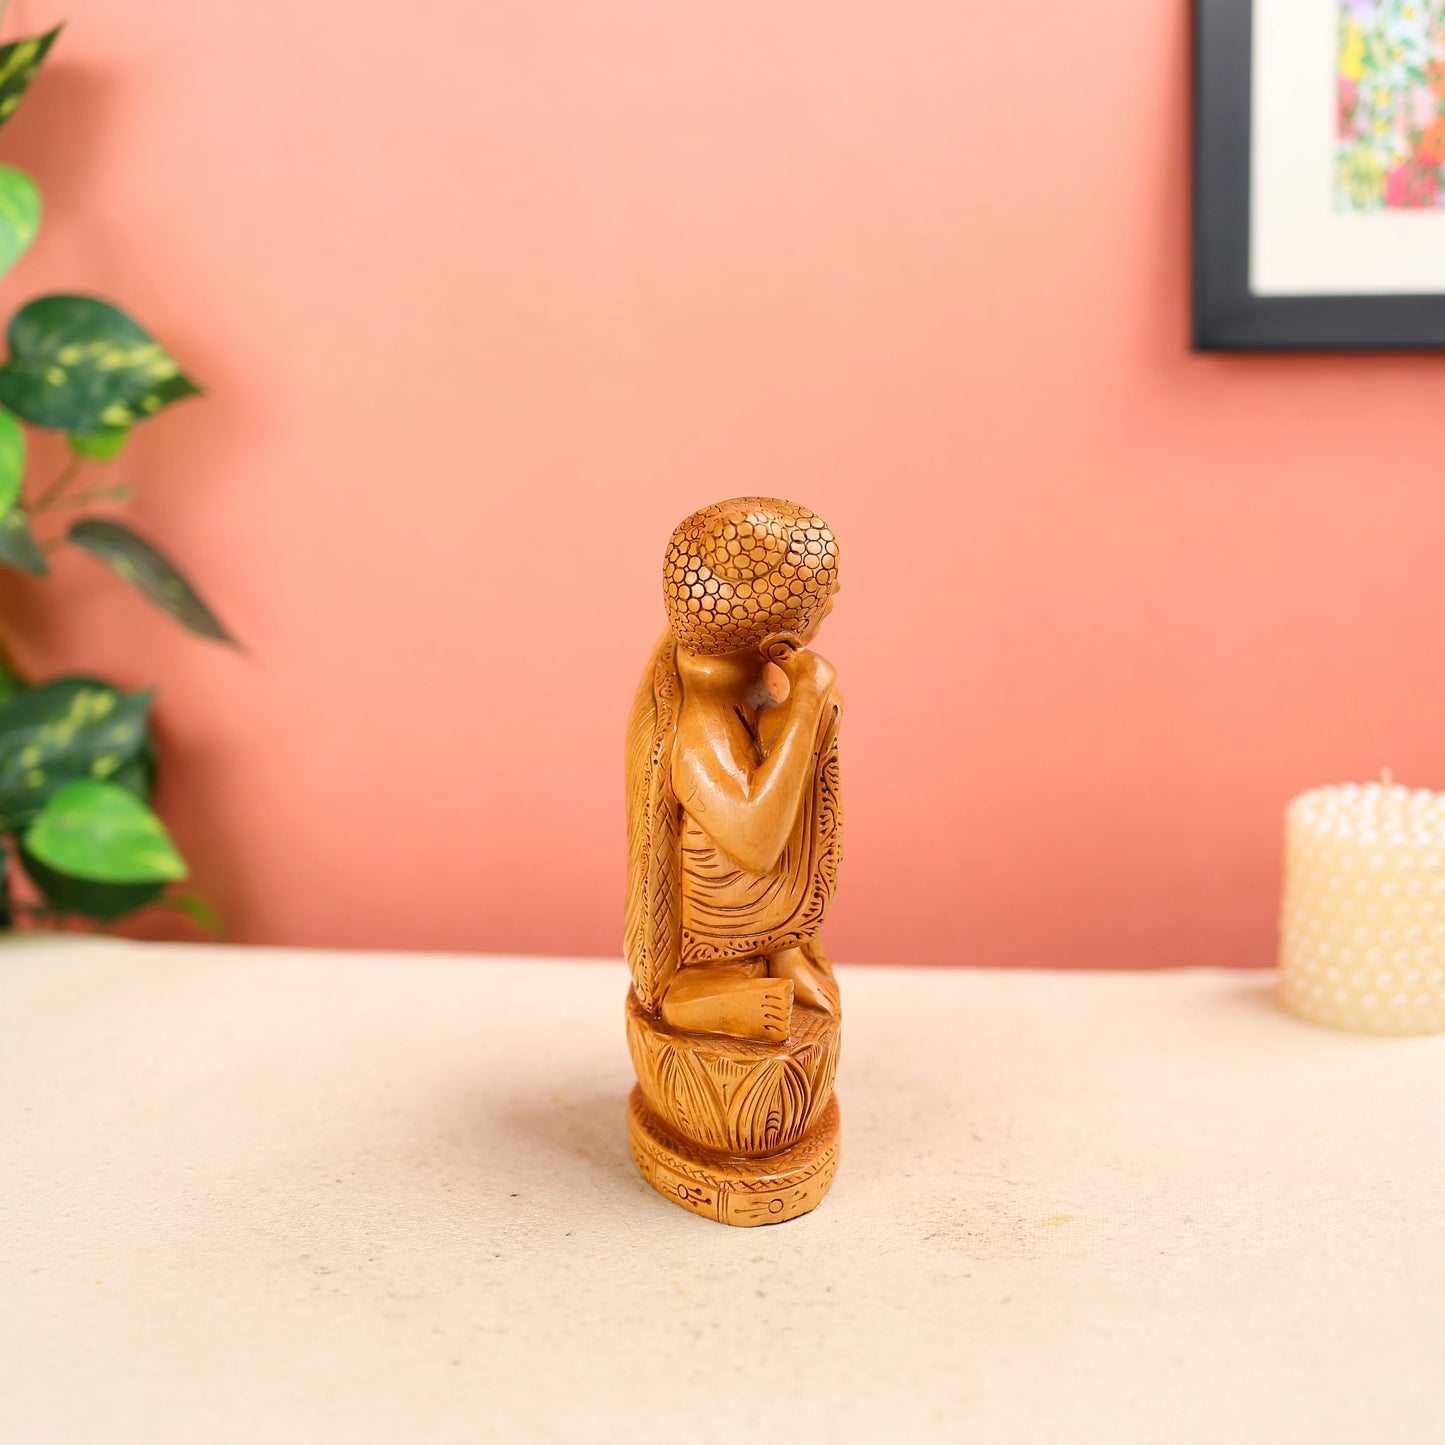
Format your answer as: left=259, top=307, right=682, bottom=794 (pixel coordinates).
left=624, top=634, right=842, bottom=1011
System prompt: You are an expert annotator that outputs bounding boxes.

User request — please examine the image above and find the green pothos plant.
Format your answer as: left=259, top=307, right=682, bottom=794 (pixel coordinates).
left=0, top=24, right=232, bottom=932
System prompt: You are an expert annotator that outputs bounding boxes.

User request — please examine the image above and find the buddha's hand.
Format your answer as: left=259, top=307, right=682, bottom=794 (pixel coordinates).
left=764, top=635, right=836, bottom=700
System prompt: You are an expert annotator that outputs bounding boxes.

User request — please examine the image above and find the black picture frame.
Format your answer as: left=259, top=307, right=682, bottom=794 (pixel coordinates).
left=1193, top=0, right=1445, bottom=351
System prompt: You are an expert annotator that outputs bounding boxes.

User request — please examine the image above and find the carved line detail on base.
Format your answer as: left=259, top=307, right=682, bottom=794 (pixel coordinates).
left=628, top=1086, right=840, bottom=1226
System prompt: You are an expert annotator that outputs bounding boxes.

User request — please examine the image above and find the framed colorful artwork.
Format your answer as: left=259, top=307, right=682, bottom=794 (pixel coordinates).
left=1195, top=0, right=1445, bottom=350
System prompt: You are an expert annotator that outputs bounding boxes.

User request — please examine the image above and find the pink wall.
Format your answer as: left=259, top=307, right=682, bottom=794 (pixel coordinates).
left=2, top=0, right=1444, bottom=967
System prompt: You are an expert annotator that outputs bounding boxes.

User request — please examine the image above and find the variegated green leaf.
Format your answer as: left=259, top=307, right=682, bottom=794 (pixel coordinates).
left=0, top=676, right=153, bottom=830
left=0, top=646, right=25, bottom=707
left=23, top=778, right=187, bottom=883
left=67, top=425, right=128, bottom=462
left=0, top=503, right=45, bottom=575
left=16, top=837, right=165, bottom=920
left=111, top=732, right=157, bottom=804
left=0, top=295, right=200, bottom=433
left=0, top=405, right=23, bottom=516
left=69, top=518, right=234, bottom=644
left=0, top=26, right=62, bottom=132
left=0, top=164, right=39, bottom=280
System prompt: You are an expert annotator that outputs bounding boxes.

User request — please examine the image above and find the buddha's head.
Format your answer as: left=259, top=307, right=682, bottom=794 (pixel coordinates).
left=663, top=497, right=840, bottom=657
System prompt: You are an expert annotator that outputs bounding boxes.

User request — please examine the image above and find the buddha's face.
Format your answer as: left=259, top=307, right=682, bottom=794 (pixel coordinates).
left=663, top=498, right=840, bottom=657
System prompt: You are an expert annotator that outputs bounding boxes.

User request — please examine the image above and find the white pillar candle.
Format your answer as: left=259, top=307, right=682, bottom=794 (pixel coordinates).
left=1281, top=783, right=1445, bottom=1034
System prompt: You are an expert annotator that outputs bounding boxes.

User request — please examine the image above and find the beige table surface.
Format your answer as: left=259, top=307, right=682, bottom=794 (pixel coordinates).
left=1, top=937, right=1442, bottom=1445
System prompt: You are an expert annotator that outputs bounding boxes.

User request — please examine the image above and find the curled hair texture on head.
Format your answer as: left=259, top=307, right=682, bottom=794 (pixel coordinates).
left=662, top=497, right=840, bottom=656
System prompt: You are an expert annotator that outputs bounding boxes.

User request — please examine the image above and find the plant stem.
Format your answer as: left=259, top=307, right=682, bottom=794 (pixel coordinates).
left=29, top=456, right=85, bottom=514
left=40, top=483, right=132, bottom=512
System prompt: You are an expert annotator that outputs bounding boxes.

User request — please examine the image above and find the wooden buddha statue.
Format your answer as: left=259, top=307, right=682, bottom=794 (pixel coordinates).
left=625, top=497, right=844, bottom=1225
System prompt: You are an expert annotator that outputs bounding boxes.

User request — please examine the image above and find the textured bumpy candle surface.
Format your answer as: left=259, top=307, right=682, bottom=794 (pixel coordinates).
left=1281, top=784, right=1445, bottom=1034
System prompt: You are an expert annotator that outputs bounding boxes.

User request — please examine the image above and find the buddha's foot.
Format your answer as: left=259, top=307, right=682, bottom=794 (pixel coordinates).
left=768, top=946, right=837, bottom=1015
left=661, top=965, right=794, bottom=1043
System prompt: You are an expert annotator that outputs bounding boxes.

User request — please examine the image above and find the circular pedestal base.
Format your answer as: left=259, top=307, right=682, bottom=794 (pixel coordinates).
left=627, top=1085, right=839, bottom=1227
